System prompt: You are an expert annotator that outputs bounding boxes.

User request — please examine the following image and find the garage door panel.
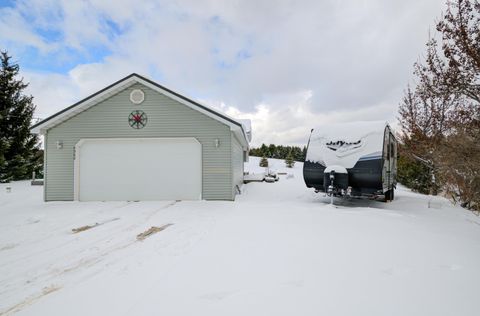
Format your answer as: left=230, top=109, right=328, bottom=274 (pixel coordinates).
left=76, top=138, right=201, bottom=201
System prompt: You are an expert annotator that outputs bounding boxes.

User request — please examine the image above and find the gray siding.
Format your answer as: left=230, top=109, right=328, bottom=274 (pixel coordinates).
left=45, top=83, right=234, bottom=201
left=231, top=134, right=244, bottom=197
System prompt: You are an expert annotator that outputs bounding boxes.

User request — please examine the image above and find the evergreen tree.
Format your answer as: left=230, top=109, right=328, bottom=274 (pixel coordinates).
left=259, top=156, right=269, bottom=168
left=285, top=151, right=295, bottom=168
left=249, top=143, right=307, bottom=162
left=260, top=143, right=268, bottom=156
left=0, top=51, right=41, bottom=182
left=397, top=143, right=436, bottom=194
left=268, top=144, right=276, bottom=158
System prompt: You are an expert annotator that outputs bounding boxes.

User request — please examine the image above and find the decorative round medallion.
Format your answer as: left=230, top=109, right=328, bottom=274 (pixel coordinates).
left=128, top=110, right=147, bottom=129
left=130, top=89, right=145, bottom=104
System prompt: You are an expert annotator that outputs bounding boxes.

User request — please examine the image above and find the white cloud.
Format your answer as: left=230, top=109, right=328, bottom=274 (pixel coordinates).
left=0, top=6, right=55, bottom=53
left=2, top=0, right=446, bottom=145
left=204, top=89, right=397, bottom=146
left=23, top=72, right=78, bottom=120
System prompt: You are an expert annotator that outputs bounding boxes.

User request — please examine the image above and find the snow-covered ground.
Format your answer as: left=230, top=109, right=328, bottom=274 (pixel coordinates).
left=1, top=157, right=480, bottom=316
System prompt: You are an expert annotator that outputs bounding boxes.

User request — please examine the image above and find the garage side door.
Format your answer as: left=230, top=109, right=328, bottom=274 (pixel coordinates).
left=76, top=138, right=202, bottom=201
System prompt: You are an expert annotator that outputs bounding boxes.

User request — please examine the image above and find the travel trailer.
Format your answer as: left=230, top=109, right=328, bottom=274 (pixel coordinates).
left=303, top=121, right=397, bottom=201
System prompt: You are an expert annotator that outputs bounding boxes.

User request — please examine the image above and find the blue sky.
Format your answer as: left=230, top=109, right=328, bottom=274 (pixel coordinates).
left=0, top=0, right=446, bottom=145
left=0, top=0, right=15, bottom=8
left=0, top=1, right=120, bottom=73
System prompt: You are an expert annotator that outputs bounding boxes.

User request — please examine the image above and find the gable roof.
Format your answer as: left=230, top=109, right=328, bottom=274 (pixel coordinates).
left=31, top=73, right=249, bottom=148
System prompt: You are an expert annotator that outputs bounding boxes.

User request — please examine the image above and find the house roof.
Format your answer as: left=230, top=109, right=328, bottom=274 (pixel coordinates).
left=31, top=73, right=250, bottom=148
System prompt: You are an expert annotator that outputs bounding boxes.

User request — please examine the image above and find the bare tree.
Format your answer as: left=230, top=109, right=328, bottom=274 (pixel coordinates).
left=398, top=0, right=480, bottom=211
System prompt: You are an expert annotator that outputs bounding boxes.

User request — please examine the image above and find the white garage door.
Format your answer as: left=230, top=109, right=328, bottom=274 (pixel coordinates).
left=75, top=138, right=202, bottom=201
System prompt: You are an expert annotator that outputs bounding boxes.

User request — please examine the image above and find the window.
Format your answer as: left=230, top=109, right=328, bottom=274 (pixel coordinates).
left=390, top=134, right=395, bottom=159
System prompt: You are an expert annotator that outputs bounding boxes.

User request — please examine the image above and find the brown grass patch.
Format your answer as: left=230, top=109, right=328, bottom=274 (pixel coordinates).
left=71, top=218, right=120, bottom=234
left=136, top=224, right=173, bottom=241
left=72, top=224, right=99, bottom=233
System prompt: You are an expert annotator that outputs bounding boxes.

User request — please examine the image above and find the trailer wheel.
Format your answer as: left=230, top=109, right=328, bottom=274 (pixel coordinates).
left=384, top=189, right=395, bottom=201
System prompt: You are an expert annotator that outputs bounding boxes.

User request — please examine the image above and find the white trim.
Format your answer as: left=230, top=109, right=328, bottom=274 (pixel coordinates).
left=134, top=77, right=250, bottom=149
left=31, top=79, right=137, bottom=134
left=74, top=137, right=202, bottom=201
left=137, top=77, right=237, bottom=129
left=73, top=139, right=81, bottom=201
left=31, top=75, right=250, bottom=148
left=43, top=134, right=47, bottom=201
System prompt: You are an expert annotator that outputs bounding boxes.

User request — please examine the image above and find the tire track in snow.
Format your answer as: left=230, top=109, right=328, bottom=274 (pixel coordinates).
left=0, top=201, right=179, bottom=314
left=0, top=285, right=60, bottom=316
left=0, top=201, right=148, bottom=268
left=2, top=201, right=177, bottom=284
left=0, top=201, right=133, bottom=256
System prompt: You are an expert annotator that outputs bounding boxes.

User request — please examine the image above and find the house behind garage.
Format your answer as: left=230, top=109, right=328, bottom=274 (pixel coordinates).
left=31, top=73, right=251, bottom=201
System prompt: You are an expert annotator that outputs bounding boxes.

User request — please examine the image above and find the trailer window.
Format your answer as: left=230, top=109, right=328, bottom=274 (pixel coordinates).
left=390, top=134, right=395, bottom=158
left=384, top=132, right=389, bottom=160
left=387, top=144, right=390, bottom=159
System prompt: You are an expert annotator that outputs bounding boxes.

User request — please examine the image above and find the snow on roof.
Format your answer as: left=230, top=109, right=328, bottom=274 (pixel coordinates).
left=238, top=119, right=251, bottom=133
left=306, top=121, right=389, bottom=168
left=310, top=121, right=387, bottom=142
left=238, top=119, right=252, bottom=142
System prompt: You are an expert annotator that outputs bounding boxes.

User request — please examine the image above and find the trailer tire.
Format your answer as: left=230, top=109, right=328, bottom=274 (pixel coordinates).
left=384, top=189, right=395, bottom=201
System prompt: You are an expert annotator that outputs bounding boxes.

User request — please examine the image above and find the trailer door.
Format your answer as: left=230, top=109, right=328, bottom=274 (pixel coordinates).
left=390, top=133, right=397, bottom=187
left=382, top=128, right=391, bottom=192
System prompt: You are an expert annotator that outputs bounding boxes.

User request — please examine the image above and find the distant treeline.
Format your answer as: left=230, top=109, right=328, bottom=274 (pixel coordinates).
left=249, top=144, right=307, bottom=162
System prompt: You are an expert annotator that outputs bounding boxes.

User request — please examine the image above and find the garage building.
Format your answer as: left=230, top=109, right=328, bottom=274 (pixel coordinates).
left=31, top=73, right=251, bottom=201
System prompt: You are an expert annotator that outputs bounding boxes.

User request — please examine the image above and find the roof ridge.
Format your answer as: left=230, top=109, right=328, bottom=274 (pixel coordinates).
left=31, top=73, right=244, bottom=134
